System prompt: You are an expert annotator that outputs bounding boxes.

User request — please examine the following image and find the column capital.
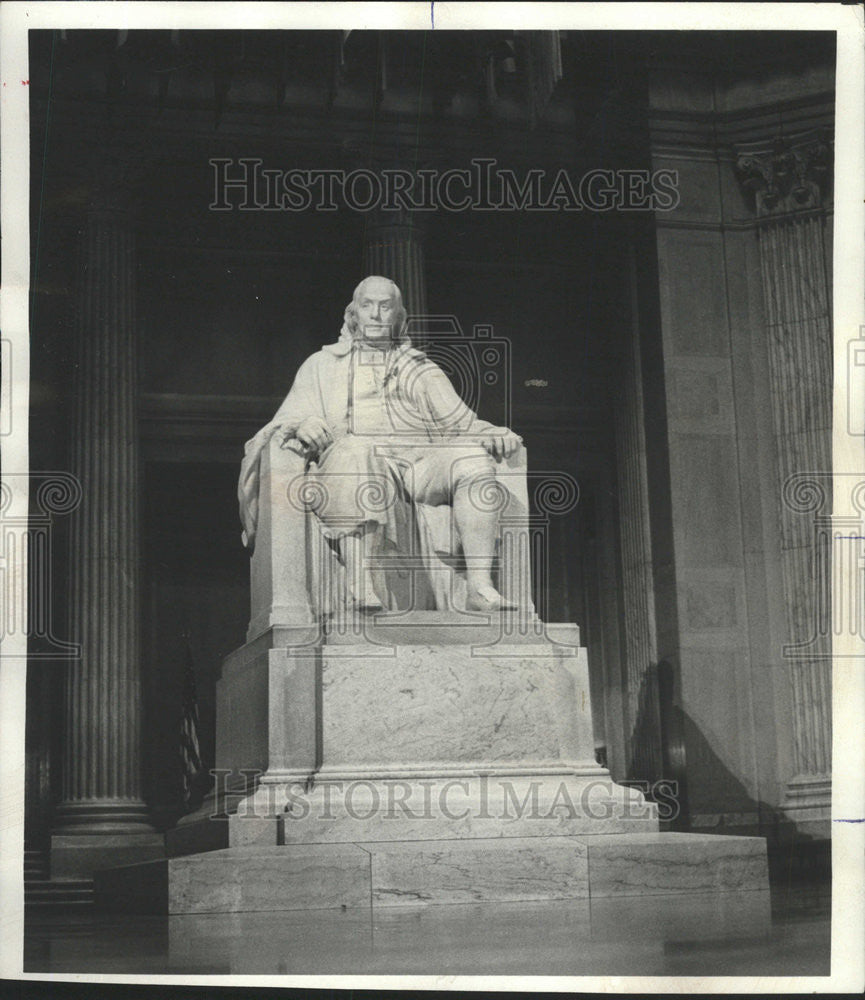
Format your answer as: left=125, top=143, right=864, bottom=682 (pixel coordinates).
left=734, top=127, right=833, bottom=218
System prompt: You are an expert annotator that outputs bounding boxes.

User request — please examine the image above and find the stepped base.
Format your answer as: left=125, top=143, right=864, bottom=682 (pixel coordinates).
left=171, top=629, right=640, bottom=858
left=50, top=832, right=164, bottom=879
left=24, top=849, right=49, bottom=880
left=145, top=622, right=769, bottom=917
left=782, top=774, right=832, bottom=840
left=167, top=771, right=659, bottom=858
left=26, top=878, right=94, bottom=910
left=96, top=832, right=768, bottom=914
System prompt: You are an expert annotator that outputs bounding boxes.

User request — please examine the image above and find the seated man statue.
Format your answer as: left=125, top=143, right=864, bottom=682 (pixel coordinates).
left=242, top=275, right=523, bottom=613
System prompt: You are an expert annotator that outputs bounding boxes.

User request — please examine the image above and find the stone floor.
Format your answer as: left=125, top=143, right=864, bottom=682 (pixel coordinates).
left=23, top=876, right=830, bottom=978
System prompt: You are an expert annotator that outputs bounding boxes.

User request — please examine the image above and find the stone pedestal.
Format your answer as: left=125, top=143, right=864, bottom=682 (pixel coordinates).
left=117, top=610, right=769, bottom=913
left=97, top=831, right=768, bottom=914
left=168, top=616, right=654, bottom=854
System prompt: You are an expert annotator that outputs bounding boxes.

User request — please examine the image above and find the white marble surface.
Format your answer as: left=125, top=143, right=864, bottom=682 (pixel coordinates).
left=97, top=845, right=371, bottom=914
left=168, top=845, right=370, bottom=913
left=99, top=830, right=769, bottom=916
left=247, top=437, right=314, bottom=640
left=322, top=642, right=595, bottom=767
left=277, top=774, right=658, bottom=844
left=578, top=832, right=769, bottom=896
left=365, top=836, right=589, bottom=905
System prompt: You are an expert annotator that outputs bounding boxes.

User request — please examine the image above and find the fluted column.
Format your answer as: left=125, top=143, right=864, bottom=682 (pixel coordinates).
left=614, top=246, right=661, bottom=785
left=736, top=131, right=833, bottom=832
left=51, top=181, right=161, bottom=875
left=363, top=209, right=427, bottom=330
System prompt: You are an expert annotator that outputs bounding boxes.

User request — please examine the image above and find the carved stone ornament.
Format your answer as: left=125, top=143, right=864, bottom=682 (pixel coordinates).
left=735, top=128, right=832, bottom=218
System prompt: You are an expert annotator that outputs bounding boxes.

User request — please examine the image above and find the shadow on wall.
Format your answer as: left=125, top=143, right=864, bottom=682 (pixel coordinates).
left=623, top=660, right=830, bottom=885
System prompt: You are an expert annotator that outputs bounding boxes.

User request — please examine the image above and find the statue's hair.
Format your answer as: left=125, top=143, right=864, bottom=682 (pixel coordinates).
left=343, top=275, right=408, bottom=341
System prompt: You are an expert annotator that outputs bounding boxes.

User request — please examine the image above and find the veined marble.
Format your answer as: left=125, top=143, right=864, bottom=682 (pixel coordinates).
left=322, top=642, right=594, bottom=767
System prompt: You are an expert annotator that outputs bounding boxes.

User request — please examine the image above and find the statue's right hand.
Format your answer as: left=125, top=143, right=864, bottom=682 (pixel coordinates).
left=294, top=416, right=333, bottom=454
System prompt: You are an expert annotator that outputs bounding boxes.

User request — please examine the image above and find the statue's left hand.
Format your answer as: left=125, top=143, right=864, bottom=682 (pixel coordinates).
left=480, top=428, right=523, bottom=460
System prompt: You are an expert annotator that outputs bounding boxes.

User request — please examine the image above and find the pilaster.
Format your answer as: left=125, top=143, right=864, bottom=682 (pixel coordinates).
left=735, top=131, right=833, bottom=837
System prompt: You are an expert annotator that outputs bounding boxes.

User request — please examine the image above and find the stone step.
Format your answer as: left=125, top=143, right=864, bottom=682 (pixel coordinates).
left=95, top=831, right=768, bottom=915
left=25, top=878, right=94, bottom=908
left=168, top=772, right=660, bottom=858
left=25, top=900, right=93, bottom=911
left=24, top=849, right=49, bottom=881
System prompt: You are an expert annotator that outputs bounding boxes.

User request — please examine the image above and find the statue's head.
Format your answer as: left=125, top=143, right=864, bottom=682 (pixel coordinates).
left=344, top=276, right=408, bottom=343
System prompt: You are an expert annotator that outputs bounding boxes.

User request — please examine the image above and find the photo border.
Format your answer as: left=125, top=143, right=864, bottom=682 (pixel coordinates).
left=1, top=2, right=862, bottom=994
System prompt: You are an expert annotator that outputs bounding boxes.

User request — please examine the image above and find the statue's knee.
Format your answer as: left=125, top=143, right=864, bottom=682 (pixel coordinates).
left=454, top=469, right=508, bottom=516
left=451, top=447, right=496, bottom=483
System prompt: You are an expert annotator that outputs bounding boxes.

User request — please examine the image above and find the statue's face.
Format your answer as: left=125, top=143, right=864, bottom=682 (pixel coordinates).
left=356, top=279, right=397, bottom=340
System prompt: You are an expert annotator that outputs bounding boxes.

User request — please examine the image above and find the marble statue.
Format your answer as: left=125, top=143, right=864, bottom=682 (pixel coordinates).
left=239, top=276, right=526, bottom=614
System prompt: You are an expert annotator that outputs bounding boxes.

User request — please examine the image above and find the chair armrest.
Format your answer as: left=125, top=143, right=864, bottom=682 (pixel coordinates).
left=246, top=432, right=315, bottom=639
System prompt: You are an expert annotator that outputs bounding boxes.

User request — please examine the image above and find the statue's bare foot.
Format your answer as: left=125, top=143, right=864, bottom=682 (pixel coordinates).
left=466, top=583, right=517, bottom=613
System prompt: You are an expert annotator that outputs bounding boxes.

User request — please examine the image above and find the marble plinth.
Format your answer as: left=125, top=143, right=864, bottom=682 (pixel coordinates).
left=95, top=845, right=369, bottom=914
left=577, top=832, right=769, bottom=896
left=167, top=621, right=631, bottom=858
left=167, top=770, right=658, bottom=862
left=96, top=832, right=769, bottom=914
left=149, top=617, right=770, bottom=916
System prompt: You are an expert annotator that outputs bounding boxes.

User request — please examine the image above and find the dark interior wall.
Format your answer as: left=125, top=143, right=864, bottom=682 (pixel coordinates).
left=138, top=245, right=362, bottom=823
left=141, top=461, right=249, bottom=824
left=140, top=250, right=358, bottom=398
